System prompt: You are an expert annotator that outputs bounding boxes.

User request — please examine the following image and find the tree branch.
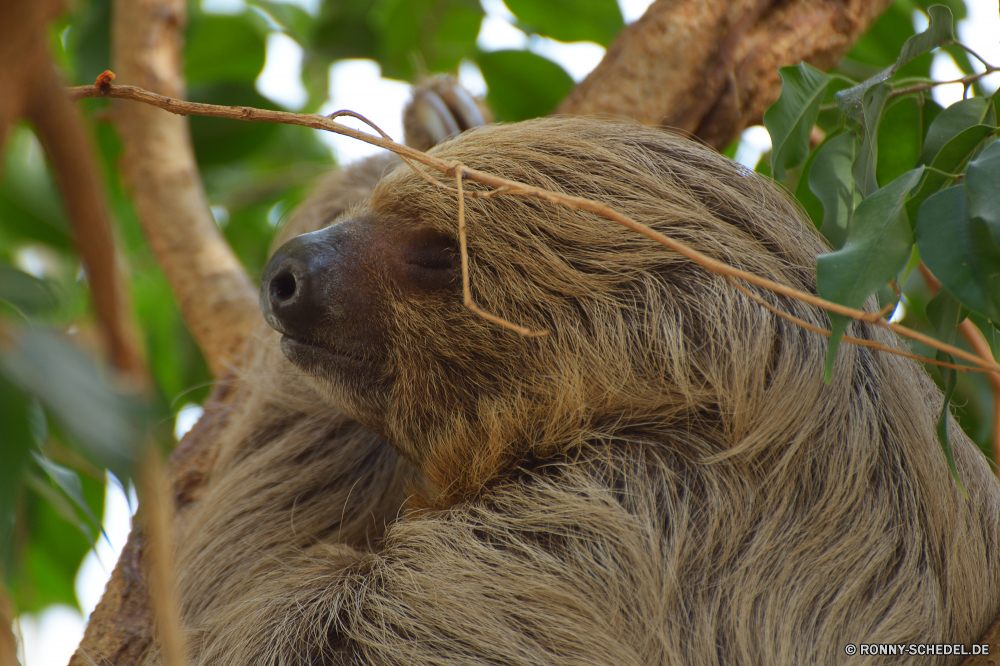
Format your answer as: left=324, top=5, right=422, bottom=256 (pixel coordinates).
left=557, top=0, right=897, bottom=149
left=0, top=0, right=65, bottom=139
left=108, top=0, right=257, bottom=379
left=69, top=0, right=258, bottom=662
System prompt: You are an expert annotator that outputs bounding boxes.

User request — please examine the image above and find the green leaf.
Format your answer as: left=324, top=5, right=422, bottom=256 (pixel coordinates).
left=63, top=0, right=111, bottom=85
left=721, top=139, right=739, bottom=160
left=186, top=14, right=267, bottom=85
left=817, top=78, right=859, bottom=133
left=853, top=82, right=891, bottom=197
left=913, top=0, right=966, bottom=22
left=132, top=270, right=211, bottom=406
left=764, top=63, right=831, bottom=182
left=33, top=452, right=104, bottom=539
left=0, top=265, right=59, bottom=317
left=0, top=373, right=33, bottom=581
left=835, top=66, right=893, bottom=123
left=476, top=50, right=574, bottom=122
left=14, top=520, right=86, bottom=612
left=916, top=186, right=1000, bottom=321
left=877, top=97, right=923, bottom=186
left=224, top=198, right=288, bottom=277
left=817, top=166, right=924, bottom=379
left=845, top=3, right=919, bottom=70
left=0, top=328, right=145, bottom=484
left=0, top=127, right=71, bottom=250
left=835, top=6, right=954, bottom=123
left=10, top=472, right=103, bottom=613
left=924, top=287, right=968, bottom=492
left=808, top=131, right=858, bottom=249
left=755, top=150, right=772, bottom=177
left=920, top=97, right=994, bottom=165
left=907, top=124, right=996, bottom=218
left=921, top=97, right=945, bottom=143
left=369, top=0, right=484, bottom=80
left=24, top=471, right=91, bottom=539
left=896, top=5, right=955, bottom=70
left=247, top=0, right=315, bottom=47
left=504, top=0, right=623, bottom=46
left=964, top=138, right=1000, bottom=239
left=792, top=136, right=828, bottom=232
left=312, top=0, right=379, bottom=63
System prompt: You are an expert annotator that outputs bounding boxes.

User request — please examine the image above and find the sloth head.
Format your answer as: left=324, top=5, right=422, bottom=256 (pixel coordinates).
left=261, top=117, right=830, bottom=491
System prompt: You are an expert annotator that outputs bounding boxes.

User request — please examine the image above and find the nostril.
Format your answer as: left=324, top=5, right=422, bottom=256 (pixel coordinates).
left=270, top=270, right=297, bottom=303
left=260, top=235, right=327, bottom=336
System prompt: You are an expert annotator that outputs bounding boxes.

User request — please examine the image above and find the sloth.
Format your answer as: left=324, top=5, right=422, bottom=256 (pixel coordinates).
left=160, top=110, right=1000, bottom=666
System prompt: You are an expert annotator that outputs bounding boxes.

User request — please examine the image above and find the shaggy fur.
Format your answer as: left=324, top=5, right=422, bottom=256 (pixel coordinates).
left=156, top=117, right=1000, bottom=666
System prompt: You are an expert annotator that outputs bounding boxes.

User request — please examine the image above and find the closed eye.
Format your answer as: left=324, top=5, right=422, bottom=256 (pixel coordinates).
left=407, top=254, right=456, bottom=271
left=394, top=228, right=459, bottom=292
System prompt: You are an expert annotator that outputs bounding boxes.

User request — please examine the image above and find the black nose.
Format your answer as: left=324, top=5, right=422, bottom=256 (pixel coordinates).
left=260, top=231, right=338, bottom=340
left=262, top=251, right=306, bottom=332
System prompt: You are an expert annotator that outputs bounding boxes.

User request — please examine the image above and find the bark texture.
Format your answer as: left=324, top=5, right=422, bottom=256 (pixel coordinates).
left=0, top=1, right=61, bottom=140
left=557, top=0, right=897, bottom=149
left=110, top=0, right=258, bottom=378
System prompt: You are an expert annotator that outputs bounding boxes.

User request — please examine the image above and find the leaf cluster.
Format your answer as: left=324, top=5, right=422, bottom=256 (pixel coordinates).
left=762, top=3, right=999, bottom=484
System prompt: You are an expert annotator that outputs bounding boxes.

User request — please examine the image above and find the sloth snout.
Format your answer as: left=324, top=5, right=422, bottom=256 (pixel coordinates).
left=261, top=235, right=326, bottom=339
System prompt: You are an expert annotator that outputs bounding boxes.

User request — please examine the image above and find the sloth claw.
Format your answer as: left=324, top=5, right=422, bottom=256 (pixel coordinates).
left=404, top=76, right=489, bottom=152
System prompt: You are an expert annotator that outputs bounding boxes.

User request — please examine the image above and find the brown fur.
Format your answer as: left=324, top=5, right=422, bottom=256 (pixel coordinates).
left=154, top=117, right=1000, bottom=665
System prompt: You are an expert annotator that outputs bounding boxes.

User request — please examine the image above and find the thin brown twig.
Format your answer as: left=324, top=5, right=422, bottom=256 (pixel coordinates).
left=66, top=82, right=1000, bottom=376
left=726, top=276, right=985, bottom=374
left=890, top=67, right=1000, bottom=98
left=454, top=165, right=549, bottom=337
left=329, top=108, right=433, bottom=182
left=868, top=302, right=895, bottom=322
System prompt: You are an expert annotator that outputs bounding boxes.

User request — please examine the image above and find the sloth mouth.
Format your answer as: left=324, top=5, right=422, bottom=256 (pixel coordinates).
left=280, top=335, right=371, bottom=371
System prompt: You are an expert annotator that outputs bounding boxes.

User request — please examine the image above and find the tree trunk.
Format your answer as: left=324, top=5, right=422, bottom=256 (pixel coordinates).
left=558, top=0, right=895, bottom=150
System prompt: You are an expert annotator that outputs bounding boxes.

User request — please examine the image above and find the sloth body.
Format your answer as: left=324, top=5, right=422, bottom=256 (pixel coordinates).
left=163, top=117, right=1000, bottom=666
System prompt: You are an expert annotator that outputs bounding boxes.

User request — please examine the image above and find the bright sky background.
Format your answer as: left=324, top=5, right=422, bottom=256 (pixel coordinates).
left=16, top=0, right=1000, bottom=663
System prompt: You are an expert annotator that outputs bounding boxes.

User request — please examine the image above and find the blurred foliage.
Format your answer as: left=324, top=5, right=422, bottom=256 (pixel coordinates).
left=762, top=3, right=998, bottom=482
